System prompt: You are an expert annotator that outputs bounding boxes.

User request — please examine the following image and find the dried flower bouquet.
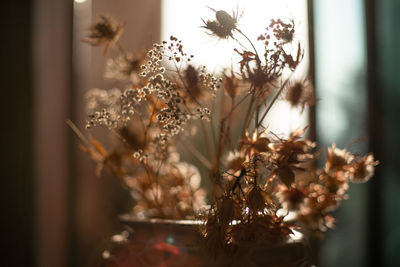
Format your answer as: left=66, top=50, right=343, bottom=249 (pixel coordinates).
left=71, top=8, right=378, bottom=264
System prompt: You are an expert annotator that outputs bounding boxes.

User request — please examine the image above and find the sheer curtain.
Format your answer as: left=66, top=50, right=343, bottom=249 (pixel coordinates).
left=313, top=0, right=369, bottom=266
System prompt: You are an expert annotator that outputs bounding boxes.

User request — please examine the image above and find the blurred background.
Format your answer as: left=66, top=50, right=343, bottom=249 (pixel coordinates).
left=2, top=0, right=400, bottom=266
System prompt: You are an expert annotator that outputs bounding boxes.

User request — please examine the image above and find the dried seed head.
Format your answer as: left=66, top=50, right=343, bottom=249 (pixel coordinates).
left=325, top=144, right=354, bottom=172
left=286, top=82, right=302, bottom=106
left=285, top=79, right=316, bottom=111
left=346, top=154, right=379, bottom=183
left=225, top=150, right=245, bottom=172
left=280, top=187, right=306, bottom=210
left=269, top=18, right=295, bottom=44
left=202, top=10, right=238, bottom=39
left=184, top=65, right=202, bottom=99
left=82, top=15, right=123, bottom=55
left=105, top=53, right=145, bottom=82
left=215, top=10, right=236, bottom=31
left=247, top=185, right=266, bottom=214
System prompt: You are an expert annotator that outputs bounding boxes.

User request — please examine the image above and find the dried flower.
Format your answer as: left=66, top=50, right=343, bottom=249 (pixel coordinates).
left=284, top=79, right=316, bottom=111
left=105, top=52, right=146, bottom=83
left=247, top=185, right=267, bottom=214
left=85, top=88, right=121, bottom=114
left=269, top=18, right=295, bottom=44
left=82, top=15, right=123, bottom=55
left=346, top=153, right=379, bottom=183
left=278, top=187, right=306, bottom=210
left=325, top=144, right=354, bottom=172
left=202, top=9, right=238, bottom=39
left=184, top=65, right=202, bottom=99
left=225, top=150, right=245, bottom=172
left=71, top=10, right=379, bottom=264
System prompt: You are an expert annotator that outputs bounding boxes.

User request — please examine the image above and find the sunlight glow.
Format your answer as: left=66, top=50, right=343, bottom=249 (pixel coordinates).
left=290, top=229, right=304, bottom=242
left=162, top=0, right=308, bottom=72
left=162, top=0, right=310, bottom=136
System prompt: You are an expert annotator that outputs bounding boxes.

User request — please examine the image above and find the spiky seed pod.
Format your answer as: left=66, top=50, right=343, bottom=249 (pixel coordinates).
left=202, top=10, right=238, bottom=39
left=285, top=80, right=316, bottom=111
left=81, top=15, right=123, bottom=55
left=216, top=10, right=236, bottom=31
left=286, top=82, right=303, bottom=106
left=184, top=65, right=201, bottom=99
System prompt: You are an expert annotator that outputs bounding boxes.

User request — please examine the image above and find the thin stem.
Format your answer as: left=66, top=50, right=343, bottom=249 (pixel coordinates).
left=256, top=74, right=293, bottom=129
left=241, top=89, right=256, bottom=136
left=142, top=162, right=165, bottom=217
left=170, top=58, right=215, bottom=157
left=231, top=35, right=249, bottom=51
left=209, top=94, right=217, bottom=150
left=200, top=119, right=213, bottom=159
left=66, top=120, right=90, bottom=146
left=211, top=118, right=226, bottom=195
left=236, top=29, right=261, bottom=63
left=179, top=136, right=212, bottom=170
left=256, top=103, right=261, bottom=134
left=171, top=56, right=204, bottom=108
left=228, top=97, right=235, bottom=150
left=116, top=43, right=127, bottom=57
left=144, top=97, right=159, bottom=142
left=154, top=158, right=166, bottom=208
left=222, top=90, right=252, bottom=121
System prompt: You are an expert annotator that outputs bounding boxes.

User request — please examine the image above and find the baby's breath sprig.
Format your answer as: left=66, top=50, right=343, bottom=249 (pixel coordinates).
left=86, top=108, right=118, bottom=129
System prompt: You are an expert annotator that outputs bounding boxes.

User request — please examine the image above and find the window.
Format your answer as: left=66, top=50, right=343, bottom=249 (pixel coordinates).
left=162, top=0, right=310, bottom=136
left=29, top=1, right=395, bottom=266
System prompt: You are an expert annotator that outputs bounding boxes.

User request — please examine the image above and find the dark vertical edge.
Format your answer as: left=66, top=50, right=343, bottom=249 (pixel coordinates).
left=307, top=0, right=317, bottom=143
left=0, top=2, right=34, bottom=267
left=364, top=0, right=382, bottom=266
left=306, top=0, right=319, bottom=265
left=26, top=2, right=35, bottom=265
left=68, top=3, right=78, bottom=267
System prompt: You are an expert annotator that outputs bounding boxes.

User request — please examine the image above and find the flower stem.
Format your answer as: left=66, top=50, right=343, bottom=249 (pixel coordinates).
left=256, top=74, right=293, bottom=129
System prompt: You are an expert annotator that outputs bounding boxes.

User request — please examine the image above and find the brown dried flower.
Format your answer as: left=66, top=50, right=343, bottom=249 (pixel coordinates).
left=71, top=10, right=379, bottom=265
left=202, top=9, right=238, bottom=39
left=325, top=144, right=354, bottom=172
left=247, top=185, right=267, bottom=214
left=269, top=18, right=296, bottom=44
left=278, top=187, right=306, bottom=210
left=105, top=52, right=146, bottom=83
left=82, top=15, right=123, bottom=55
left=346, top=153, right=379, bottom=183
left=284, top=79, right=316, bottom=111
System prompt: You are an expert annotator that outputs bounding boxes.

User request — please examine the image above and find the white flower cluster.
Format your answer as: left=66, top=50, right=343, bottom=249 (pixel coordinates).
left=199, top=66, right=222, bottom=96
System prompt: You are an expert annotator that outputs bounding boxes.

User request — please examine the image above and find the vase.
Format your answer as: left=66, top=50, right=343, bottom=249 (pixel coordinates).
left=105, top=214, right=310, bottom=267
